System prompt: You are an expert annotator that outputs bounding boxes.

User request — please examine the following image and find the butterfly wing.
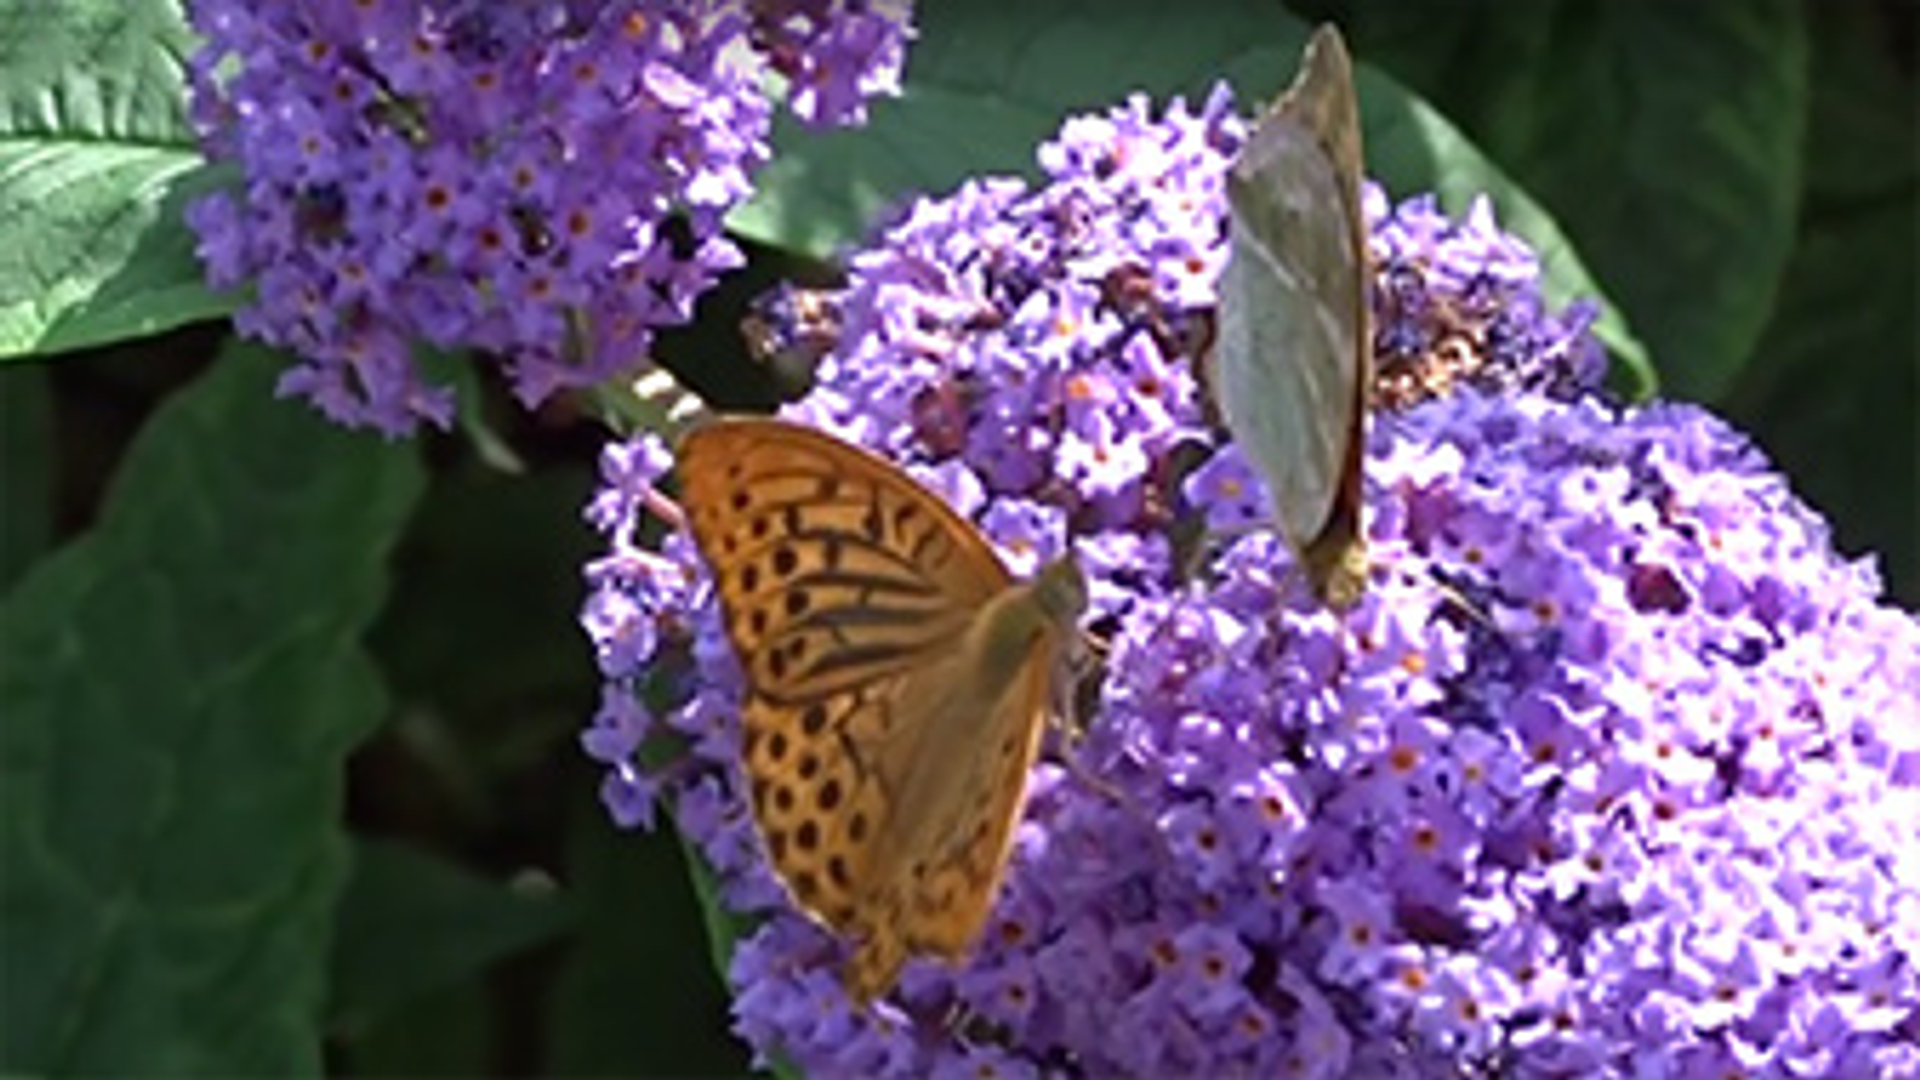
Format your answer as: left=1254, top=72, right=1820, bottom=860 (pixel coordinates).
left=678, top=419, right=1011, bottom=702
left=1212, top=24, right=1370, bottom=605
left=677, top=417, right=1033, bottom=997
left=842, top=633, right=1062, bottom=1000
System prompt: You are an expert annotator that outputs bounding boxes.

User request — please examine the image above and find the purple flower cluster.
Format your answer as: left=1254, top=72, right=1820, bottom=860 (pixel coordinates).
left=185, top=0, right=911, bottom=435
left=579, top=85, right=1920, bottom=1078
left=1367, top=190, right=1608, bottom=409
left=749, top=0, right=913, bottom=128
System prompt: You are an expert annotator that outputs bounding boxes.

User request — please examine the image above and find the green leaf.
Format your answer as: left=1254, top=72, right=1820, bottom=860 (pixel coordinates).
left=732, top=3, right=1649, bottom=394
left=730, top=0, right=1288, bottom=252
left=1337, top=1, right=1807, bottom=401
left=330, top=978, right=493, bottom=1079
left=1729, top=6, right=1918, bottom=605
left=0, top=0, right=231, bottom=359
left=329, top=840, right=570, bottom=1035
left=545, top=793, right=749, bottom=1077
left=675, top=826, right=762, bottom=988
left=368, top=459, right=598, bottom=739
left=0, top=363, right=52, bottom=591
left=0, top=342, right=423, bottom=1075
left=415, top=347, right=528, bottom=476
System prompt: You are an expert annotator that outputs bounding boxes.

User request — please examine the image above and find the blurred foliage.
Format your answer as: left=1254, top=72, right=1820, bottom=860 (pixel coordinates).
left=0, top=1, right=1911, bottom=1077
left=2, top=345, right=420, bottom=1074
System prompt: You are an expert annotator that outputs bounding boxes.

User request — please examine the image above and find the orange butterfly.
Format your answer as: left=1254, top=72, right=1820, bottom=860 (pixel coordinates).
left=676, top=417, right=1086, bottom=1001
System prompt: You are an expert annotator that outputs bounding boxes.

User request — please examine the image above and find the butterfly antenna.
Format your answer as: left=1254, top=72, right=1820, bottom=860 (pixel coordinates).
left=647, top=484, right=688, bottom=533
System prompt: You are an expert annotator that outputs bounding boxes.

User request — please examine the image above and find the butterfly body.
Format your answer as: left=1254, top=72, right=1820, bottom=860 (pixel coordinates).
left=675, top=417, right=1085, bottom=1002
left=1211, top=24, right=1371, bottom=608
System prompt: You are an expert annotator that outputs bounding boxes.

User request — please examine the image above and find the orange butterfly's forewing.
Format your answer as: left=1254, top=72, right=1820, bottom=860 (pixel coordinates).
left=677, top=420, right=1009, bottom=699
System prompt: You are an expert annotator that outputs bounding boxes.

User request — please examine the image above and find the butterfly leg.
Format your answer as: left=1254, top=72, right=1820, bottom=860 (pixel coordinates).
left=1039, top=640, right=1135, bottom=805
left=1037, top=648, right=1177, bottom=868
left=1050, top=630, right=1110, bottom=746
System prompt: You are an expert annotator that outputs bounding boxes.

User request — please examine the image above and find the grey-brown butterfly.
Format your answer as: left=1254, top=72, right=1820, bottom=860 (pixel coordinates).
left=1209, top=24, right=1371, bottom=608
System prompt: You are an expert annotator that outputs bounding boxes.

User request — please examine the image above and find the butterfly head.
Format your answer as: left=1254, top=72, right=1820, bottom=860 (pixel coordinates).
left=1302, top=535, right=1370, bottom=611
left=1030, top=555, right=1089, bottom=628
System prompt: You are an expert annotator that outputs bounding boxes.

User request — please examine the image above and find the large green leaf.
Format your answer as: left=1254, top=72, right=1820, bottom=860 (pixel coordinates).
left=544, top=793, right=749, bottom=1077
left=0, top=363, right=51, bottom=591
left=1729, top=5, right=1917, bottom=605
left=0, top=343, right=422, bottom=1075
left=0, top=0, right=229, bottom=359
left=331, top=978, right=493, bottom=1078
left=1337, top=0, right=1807, bottom=401
left=730, top=0, right=1284, bottom=252
left=369, top=459, right=598, bottom=738
left=329, top=840, right=570, bottom=1037
left=356, top=454, right=600, bottom=845
left=731, top=1, right=1649, bottom=393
